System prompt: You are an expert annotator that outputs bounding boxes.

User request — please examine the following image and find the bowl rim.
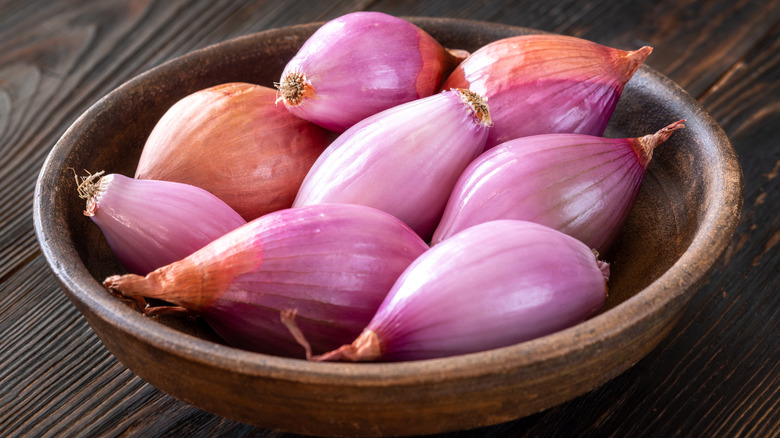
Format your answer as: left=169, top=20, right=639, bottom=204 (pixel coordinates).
left=33, top=17, right=744, bottom=387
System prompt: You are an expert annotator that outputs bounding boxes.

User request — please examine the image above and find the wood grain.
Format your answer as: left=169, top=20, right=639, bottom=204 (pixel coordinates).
left=1, top=0, right=778, bottom=436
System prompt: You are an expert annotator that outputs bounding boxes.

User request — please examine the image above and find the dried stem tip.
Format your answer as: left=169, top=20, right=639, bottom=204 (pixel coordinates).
left=622, top=46, right=653, bottom=79
left=275, top=71, right=315, bottom=106
left=281, top=309, right=382, bottom=362
left=455, top=88, right=493, bottom=127
left=311, top=330, right=382, bottom=362
left=637, top=119, right=686, bottom=166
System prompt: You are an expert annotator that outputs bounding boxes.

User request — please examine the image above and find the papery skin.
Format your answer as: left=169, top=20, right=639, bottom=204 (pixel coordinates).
left=431, top=120, right=686, bottom=253
left=278, top=11, right=463, bottom=132
left=104, top=203, right=430, bottom=358
left=315, top=220, right=609, bottom=362
left=83, top=173, right=246, bottom=276
left=293, top=89, right=491, bottom=240
left=135, top=82, right=331, bottom=221
left=442, top=34, right=652, bottom=148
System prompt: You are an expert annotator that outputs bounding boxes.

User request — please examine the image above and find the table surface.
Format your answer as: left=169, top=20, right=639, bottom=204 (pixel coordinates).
left=1, top=0, right=778, bottom=436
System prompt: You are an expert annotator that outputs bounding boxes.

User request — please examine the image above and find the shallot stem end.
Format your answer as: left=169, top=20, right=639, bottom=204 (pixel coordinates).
left=637, top=119, right=686, bottom=167
left=103, top=279, right=149, bottom=313
left=281, top=308, right=314, bottom=360
left=310, top=330, right=382, bottom=362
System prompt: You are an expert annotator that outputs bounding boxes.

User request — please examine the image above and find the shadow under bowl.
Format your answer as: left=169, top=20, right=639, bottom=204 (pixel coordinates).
left=33, top=17, right=743, bottom=437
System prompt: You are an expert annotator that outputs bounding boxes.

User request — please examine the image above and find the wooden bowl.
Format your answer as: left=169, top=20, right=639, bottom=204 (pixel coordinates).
left=33, top=18, right=743, bottom=437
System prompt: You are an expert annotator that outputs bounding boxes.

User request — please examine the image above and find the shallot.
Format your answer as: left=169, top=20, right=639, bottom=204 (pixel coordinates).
left=431, top=120, right=686, bottom=253
left=104, top=203, right=429, bottom=358
left=293, top=88, right=492, bottom=240
left=442, top=34, right=652, bottom=148
left=276, top=11, right=465, bottom=132
left=135, top=82, right=331, bottom=221
left=294, top=220, right=609, bottom=362
left=75, top=171, right=246, bottom=276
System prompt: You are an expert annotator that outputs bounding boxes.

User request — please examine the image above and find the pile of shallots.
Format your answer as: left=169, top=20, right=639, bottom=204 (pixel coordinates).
left=80, top=12, right=685, bottom=362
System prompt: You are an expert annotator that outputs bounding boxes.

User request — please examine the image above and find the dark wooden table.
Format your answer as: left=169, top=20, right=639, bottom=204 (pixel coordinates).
left=2, top=0, right=778, bottom=436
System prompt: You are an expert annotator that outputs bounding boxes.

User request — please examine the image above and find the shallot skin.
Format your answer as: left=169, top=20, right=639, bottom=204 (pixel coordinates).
left=135, top=82, right=331, bottom=221
left=277, top=11, right=462, bottom=132
left=80, top=172, right=246, bottom=276
left=293, top=88, right=491, bottom=240
left=431, top=120, right=686, bottom=253
left=104, top=203, right=430, bottom=358
left=442, top=34, right=652, bottom=148
left=316, top=220, right=609, bottom=362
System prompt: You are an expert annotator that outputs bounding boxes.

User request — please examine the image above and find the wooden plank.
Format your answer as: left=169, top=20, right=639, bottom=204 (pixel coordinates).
left=0, top=0, right=777, bottom=436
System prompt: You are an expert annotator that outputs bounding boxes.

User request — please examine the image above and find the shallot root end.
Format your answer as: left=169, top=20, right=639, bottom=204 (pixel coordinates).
left=454, top=88, right=493, bottom=127
left=71, top=169, right=105, bottom=216
left=275, top=71, right=314, bottom=106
